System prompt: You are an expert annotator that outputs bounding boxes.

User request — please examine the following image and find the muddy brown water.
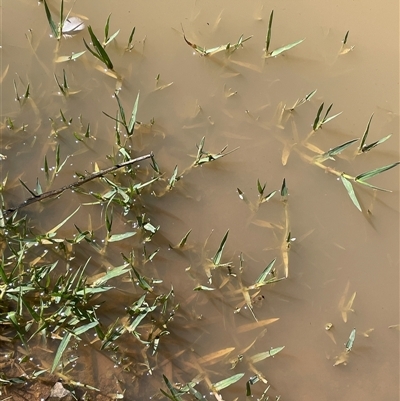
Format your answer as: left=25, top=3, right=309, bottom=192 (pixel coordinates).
left=1, top=0, right=399, bottom=400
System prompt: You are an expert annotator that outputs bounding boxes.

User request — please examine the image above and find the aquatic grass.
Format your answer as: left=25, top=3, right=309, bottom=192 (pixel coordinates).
left=193, top=136, right=239, bottom=166
left=126, top=26, right=136, bottom=51
left=43, top=0, right=64, bottom=40
left=285, top=89, right=317, bottom=111
left=183, top=28, right=252, bottom=56
left=103, top=14, right=120, bottom=47
left=265, top=10, right=305, bottom=58
left=83, top=26, right=114, bottom=70
left=312, top=102, right=342, bottom=131
left=55, top=51, right=86, bottom=63
left=103, top=92, right=140, bottom=136
left=339, top=30, right=355, bottom=55
left=357, top=114, right=392, bottom=154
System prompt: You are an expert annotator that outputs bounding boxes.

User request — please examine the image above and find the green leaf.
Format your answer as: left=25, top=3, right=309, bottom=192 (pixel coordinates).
left=177, top=229, right=192, bottom=248
left=266, top=10, right=274, bottom=53
left=193, top=285, right=215, bottom=291
left=340, top=176, right=362, bottom=212
left=19, top=179, right=37, bottom=197
left=128, top=92, right=140, bottom=135
left=249, top=346, right=285, bottom=363
left=73, top=321, right=98, bottom=336
left=162, top=375, right=183, bottom=401
left=313, top=103, right=324, bottom=130
left=361, top=134, right=392, bottom=153
left=212, top=373, right=245, bottom=392
left=255, top=258, right=277, bottom=286
left=280, top=178, right=288, bottom=199
left=355, top=162, right=400, bottom=182
left=358, top=113, right=374, bottom=152
left=212, top=230, right=229, bottom=266
left=43, top=0, right=58, bottom=38
left=315, top=138, right=358, bottom=162
left=51, top=332, right=72, bottom=373
left=108, top=232, right=136, bottom=242
left=345, top=328, right=356, bottom=351
left=92, top=264, right=130, bottom=287
left=86, top=26, right=113, bottom=69
left=269, top=39, right=304, bottom=57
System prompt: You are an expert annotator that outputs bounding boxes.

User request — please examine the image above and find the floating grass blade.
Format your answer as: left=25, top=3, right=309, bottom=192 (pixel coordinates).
left=343, top=30, right=349, bottom=45
left=340, top=176, right=362, bottom=212
left=355, top=162, right=400, bottom=183
left=249, top=346, right=285, bottom=363
left=212, top=373, right=244, bottom=392
left=345, top=328, right=356, bottom=351
left=314, top=138, right=358, bottom=162
left=177, top=229, right=192, bottom=248
left=287, top=89, right=317, bottom=111
left=268, top=39, right=304, bottom=57
left=212, top=230, right=229, bottom=266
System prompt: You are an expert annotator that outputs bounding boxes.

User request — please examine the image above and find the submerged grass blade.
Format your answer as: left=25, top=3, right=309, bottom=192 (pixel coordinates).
left=355, top=162, right=400, bottom=182
left=269, top=39, right=304, bottom=57
left=212, top=373, right=244, bottom=392
left=340, top=176, right=361, bottom=212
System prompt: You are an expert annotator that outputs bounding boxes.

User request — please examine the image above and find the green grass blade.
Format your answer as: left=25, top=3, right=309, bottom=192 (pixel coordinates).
left=177, top=229, right=192, bottom=248
left=128, top=92, right=140, bottom=135
left=212, top=230, right=229, bottom=266
left=266, top=10, right=274, bottom=53
left=280, top=178, right=288, bottom=199
left=87, top=26, right=113, bottom=69
left=127, top=26, right=136, bottom=48
left=313, top=103, right=324, bottom=130
left=255, top=258, right=276, bottom=286
left=73, top=321, right=98, bottom=336
left=345, top=328, right=356, bottom=351
left=355, top=162, right=400, bottom=182
left=212, top=373, right=244, bottom=392
left=358, top=113, right=374, bottom=152
left=361, top=134, right=392, bottom=153
left=316, top=138, right=358, bottom=162
left=83, top=38, right=103, bottom=62
left=51, top=332, right=72, bottom=373
left=340, top=176, right=361, bottom=212
left=269, top=38, right=304, bottom=57
left=19, top=179, right=37, bottom=197
left=43, top=0, right=58, bottom=38
left=59, top=0, right=64, bottom=38
left=249, top=346, right=285, bottom=363
left=104, top=14, right=111, bottom=42
left=108, top=232, right=136, bottom=242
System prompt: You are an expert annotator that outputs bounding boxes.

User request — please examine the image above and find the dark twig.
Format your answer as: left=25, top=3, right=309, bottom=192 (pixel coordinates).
left=4, top=153, right=153, bottom=216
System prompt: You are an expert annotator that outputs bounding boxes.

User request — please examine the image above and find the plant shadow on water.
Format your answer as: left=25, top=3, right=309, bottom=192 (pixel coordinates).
left=0, top=0, right=399, bottom=400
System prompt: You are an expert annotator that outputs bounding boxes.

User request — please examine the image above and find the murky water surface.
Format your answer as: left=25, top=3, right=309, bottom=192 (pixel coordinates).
left=1, top=0, right=399, bottom=400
